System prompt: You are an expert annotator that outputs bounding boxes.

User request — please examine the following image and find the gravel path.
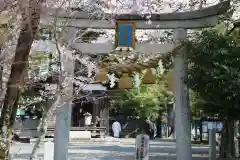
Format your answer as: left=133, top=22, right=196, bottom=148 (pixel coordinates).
left=10, top=140, right=209, bottom=160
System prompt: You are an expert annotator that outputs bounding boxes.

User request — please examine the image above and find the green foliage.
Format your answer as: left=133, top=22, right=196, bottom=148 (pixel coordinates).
left=189, top=90, right=204, bottom=119
left=114, top=69, right=173, bottom=121
left=19, top=51, right=53, bottom=117
left=186, top=29, right=240, bottom=118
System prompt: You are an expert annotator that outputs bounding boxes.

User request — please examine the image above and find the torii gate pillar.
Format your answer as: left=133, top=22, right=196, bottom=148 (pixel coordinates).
left=174, top=28, right=191, bottom=160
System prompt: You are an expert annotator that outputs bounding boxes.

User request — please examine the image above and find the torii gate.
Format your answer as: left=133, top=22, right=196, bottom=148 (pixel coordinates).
left=41, top=1, right=230, bottom=160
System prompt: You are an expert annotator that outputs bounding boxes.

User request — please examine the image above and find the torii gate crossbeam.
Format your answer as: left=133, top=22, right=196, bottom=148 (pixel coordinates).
left=40, top=1, right=229, bottom=29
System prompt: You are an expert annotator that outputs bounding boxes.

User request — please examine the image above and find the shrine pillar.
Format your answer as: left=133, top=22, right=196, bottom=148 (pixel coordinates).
left=173, top=28, right=191, bottom=160
left=99, top=97, right=110, bottom=136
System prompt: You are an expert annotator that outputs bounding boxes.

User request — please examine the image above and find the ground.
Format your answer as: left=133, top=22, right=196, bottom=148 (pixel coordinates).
left=10, top=139, right=210, bottom=160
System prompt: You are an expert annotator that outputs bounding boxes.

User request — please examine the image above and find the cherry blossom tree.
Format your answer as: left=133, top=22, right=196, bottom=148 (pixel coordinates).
left=0, top=0, right=43, bottom=159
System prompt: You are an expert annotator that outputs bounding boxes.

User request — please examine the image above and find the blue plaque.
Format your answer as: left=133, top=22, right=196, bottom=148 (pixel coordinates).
left=118, top=24, right=133, bottom=47
left=115, top=21, right=136, bottom=49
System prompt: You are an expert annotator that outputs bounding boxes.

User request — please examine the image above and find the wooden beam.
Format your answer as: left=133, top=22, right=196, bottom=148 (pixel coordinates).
left=43, top=1, right=229, bottom=21
left=70, top=43, right=175, bottom=54
left=41, top=15, right=219, bottom=29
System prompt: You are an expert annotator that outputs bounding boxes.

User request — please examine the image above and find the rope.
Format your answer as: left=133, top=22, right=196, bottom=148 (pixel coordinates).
left=102, top=43, right=184, bottom=73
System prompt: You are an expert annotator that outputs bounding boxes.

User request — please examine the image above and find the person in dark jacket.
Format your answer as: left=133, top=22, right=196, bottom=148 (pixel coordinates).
left=147, top=119, right=154, bottom=139
left=142, top=119, right=154, bottom=139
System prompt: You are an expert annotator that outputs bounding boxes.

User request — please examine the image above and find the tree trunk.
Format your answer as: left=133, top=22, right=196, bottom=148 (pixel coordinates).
left=217, top=119, right=235, bottom=160
left=0, top=0, right=41, bottom=159
left=0, top=64, right=2, bottom=106
left=8, top=91, right=20, bottom=141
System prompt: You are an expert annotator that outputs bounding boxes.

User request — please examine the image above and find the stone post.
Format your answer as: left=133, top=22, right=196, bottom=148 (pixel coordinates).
left=173, top=28, right=192, bottom=160
left=135, top=134, right=150, bottom=160
left=53, top=27, right=77, bottom=160
left=209, top=129, right=216, bottom=160
left=44, top=141, right=54, bottom=160
left=54, top=48, right=74, bottom=160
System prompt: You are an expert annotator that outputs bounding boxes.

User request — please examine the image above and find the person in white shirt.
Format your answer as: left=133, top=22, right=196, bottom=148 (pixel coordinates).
left=84, top=112, right=92, bottom=126
left=153, top=123, right=157, bottom=139
left=112, top=120, right=121, bottom=138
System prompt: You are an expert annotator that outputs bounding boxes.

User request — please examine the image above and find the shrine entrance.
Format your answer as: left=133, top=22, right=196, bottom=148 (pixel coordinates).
left=71, top=98, right=93, bottom=127
left=71, top=95, right=110, bottom=137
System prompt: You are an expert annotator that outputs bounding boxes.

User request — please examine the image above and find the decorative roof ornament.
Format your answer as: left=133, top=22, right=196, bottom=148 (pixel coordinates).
left=142, top=68, right=155, bottom=84
left=105, top=43, right=184, bottom=73
left=92, top=43, right=184, bottom=88
left=94, top=68, right=108, bottom=82
left=119, top=73, right=132, bottom=89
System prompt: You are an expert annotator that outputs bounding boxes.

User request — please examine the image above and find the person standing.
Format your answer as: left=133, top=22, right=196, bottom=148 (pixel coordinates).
left=153, top=122, right=157, bottom=139
left=146, top=119, right=154, bottom=140
left=112, top=120, right=121, bottom=138
left=16, top=107, right=26, bottom=122
left=84, top=112, right=92, bottom=126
